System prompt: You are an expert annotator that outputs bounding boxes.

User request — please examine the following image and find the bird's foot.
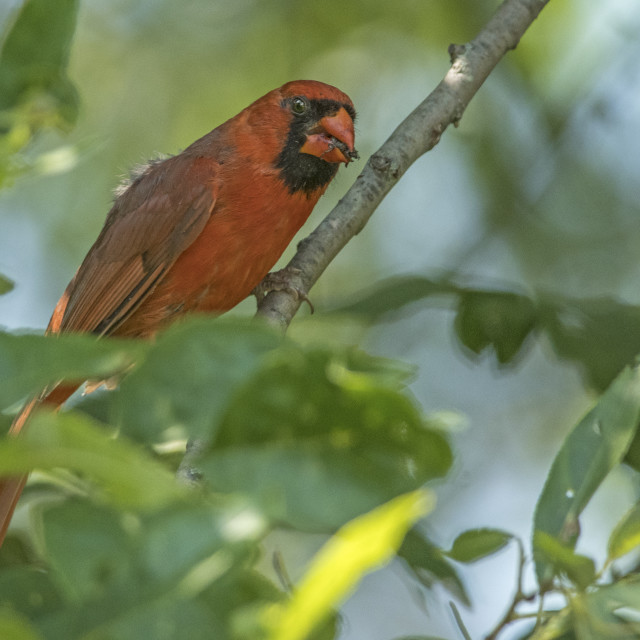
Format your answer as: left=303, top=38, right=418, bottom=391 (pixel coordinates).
left=252, top=267, right=314, bottom=313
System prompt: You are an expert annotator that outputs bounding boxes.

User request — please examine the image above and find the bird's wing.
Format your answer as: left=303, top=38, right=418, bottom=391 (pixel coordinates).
left=50, top=155, right=218, bottom=336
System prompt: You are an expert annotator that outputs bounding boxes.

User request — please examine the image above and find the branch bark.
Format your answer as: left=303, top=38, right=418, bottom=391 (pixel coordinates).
left=256, top=0, right=551, bottom=331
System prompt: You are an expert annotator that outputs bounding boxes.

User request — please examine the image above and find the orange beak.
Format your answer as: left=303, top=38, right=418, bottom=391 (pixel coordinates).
left=300, top=107, right=358, bottom=165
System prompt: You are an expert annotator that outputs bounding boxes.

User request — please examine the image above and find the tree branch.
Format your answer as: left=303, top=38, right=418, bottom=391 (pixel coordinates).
left=256, top=0, right=551, bottom=331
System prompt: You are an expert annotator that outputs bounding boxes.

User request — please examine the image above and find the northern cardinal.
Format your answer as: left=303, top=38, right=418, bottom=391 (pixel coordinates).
left=0, top=80, right=357, bottom=545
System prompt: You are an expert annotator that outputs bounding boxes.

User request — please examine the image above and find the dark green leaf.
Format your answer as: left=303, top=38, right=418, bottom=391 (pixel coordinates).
left=398, top=529, right=469, bottom=605
left=327, top=276, right=454, bottom=321
left=0, top=0, right=80, bottom=123
left=0, top=274, right=14, bottom=295
left=42, top=500, right=134, bottom=602
left=445, top=528, right=513, bottom=564
left=202, top=348, right=451, bottom=530
left=533, top=365, right=640, bottom=587
left=116, top=317, right=280, bottom=443
left=0, top=330, right=143, bottom=410
left=533, top=532, right=596, bottom=590
left=0, top=566, right=62, bottom=620
left=454, top=290, right=537, bottom=364
left=541, top=297, right=640, bottom=392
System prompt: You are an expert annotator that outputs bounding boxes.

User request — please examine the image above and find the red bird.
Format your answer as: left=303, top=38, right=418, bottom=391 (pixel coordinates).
left=0, top=80, right=357, bottom=544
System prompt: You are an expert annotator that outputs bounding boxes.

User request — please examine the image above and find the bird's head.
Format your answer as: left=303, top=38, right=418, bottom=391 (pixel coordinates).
left=242, top=80, right=358, bottom=195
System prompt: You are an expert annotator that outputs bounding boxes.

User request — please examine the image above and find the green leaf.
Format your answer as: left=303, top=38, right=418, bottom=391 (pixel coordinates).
left=0, top=609, right=44, bottom=640
left=116, top=317, right=281, bottom=443
left=454, top=290, right=537, bottom=364
left=0, top=330, right=143, bottom=410
left=570, top=575, right=640, bottom=639
left=0, top=0, right=80, bottom=123
left=327, top=276, right=453, bottom=321
left=533, top=365, right=640, bottom=587
left=533, top=532, right=596, bottom=590
left=0, top=411, right=183, bottom=510
left=0, top=567, right=62, bottom=621
left=607, top=503, right=640, bottom=563
left=541, top=296, right=640, bottom=392
left=264, top=490, right=433, bottom=640
left=202, top=347, right=451, bottom=529
left=0, top=274, right=14, bottom=295
left=445, top=528, right=513, bottom=564
left=42, top=500, right=135, bottom=602
left=398, top=529, right=469, bottom=606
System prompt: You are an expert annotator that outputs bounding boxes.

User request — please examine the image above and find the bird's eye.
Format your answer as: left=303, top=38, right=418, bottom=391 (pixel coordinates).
left=291, top=97, right=308, bottom=115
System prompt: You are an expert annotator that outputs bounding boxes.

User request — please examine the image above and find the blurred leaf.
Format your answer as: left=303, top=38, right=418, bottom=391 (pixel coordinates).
left=454, top=290, right=537, bottom=364
left=202, top=347, right=451, bottom=529
left=0, top=411, right=183, bottom=510
left=607, top=503, right=640, bottom=563
left=0, top=567, right=61, bottom=622
left=0, top=610, right=43, bottom=640
left=398, top=529, right=469, bottom=606
left=570, top=576, right=640, bottom=640
left=116, top=317, right=280, bottom=443
left=541, top=297, right=640, bottom=392
left=0, top=330, right=143, bottom=410
left=533, top=532, right=596, bottom=591
left=328, top=276, right=454, bottom=321
left=445, top=528, right=513, bottom=564
left=0, top=0, right=79, bottom=122
left=533, top=365, right=640, bottom=587
left=42, top=500, right=135, bottom=602
left=0, top=274, right=14, bottom=295
left=264, top=490, right=433, bottom=640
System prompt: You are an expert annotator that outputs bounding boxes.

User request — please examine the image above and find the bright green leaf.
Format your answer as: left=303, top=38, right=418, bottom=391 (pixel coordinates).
left=446, top=528, right=513, bottom=564
left=0, top=411, right=183, bottom=510
left=533, top=531, right=596, bottom=591
left=533, top=365, right=640, bottom=587
left=0, top=609, right=43, bottom=640
left=607, top=503, right=640, bottom=563
left=264, top=490, right=433, bottom=640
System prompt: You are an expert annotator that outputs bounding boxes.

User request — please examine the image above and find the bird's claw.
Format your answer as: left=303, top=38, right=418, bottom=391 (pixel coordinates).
left=252, top=267, right=314, bottom=313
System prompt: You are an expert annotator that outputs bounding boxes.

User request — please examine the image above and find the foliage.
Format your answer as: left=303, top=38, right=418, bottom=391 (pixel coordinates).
left=3, top=1, right=640, bottom=639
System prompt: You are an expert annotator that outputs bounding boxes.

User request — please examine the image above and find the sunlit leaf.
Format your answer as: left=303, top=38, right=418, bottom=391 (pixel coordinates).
left=0, top=610, right=43, bottom=640
left=264, top=490, right=433, bottom=640
left=533, top=365, right=640, bottom=587
left=607, top=503, right=640, bottom=563
left=445, top=528, right=513, bottom=564
left=533, top=532, right=596, bottom=591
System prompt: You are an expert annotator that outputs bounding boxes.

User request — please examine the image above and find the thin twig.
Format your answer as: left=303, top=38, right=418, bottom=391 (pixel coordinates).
left=256, top=0, right=551, bottom=331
